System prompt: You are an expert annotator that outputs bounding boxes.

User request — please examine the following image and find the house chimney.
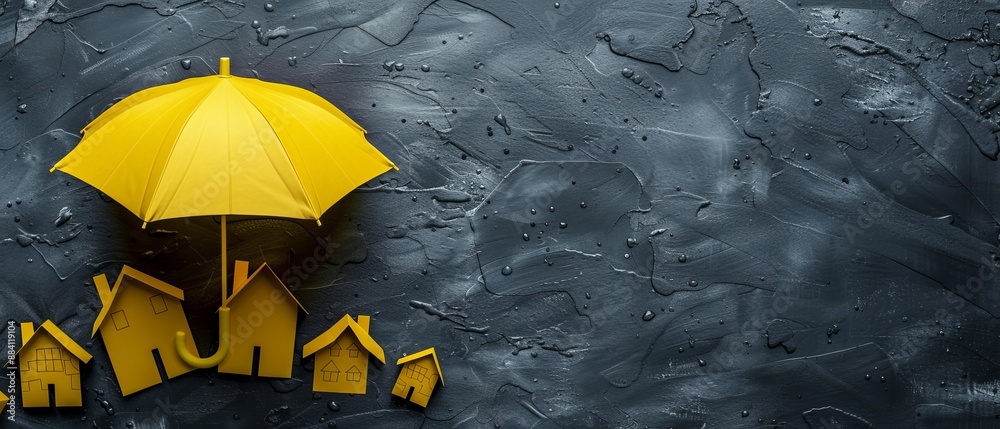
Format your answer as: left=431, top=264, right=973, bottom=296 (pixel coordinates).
left=93, top=274, right=113, bottom=306
left=20, top=322, right=34, bottom=344
left=356, top=315, right=370, bottom=332
left=232, top=260, right=250, bottom=295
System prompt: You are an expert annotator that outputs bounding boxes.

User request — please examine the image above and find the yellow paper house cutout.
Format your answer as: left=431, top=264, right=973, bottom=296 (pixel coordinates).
left=218, top=260, right=307, bottom=378
left=92, top=266, right=197, bottom=396
left=17, top=321, right=92, bottom=407
left=392, top=347, right=443, bottom=407
left=303, top=314, right=385, bottom=394
left=0, top=390, right=7, bottom=403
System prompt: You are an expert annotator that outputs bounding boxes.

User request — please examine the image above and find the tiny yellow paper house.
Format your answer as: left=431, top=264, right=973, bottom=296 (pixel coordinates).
left=218, top=260, right=306, bottom=378
left=17, top=320, right=92, bottom=407
left=392, top=347, right=443, bottom=407
left=92, top=266, right=197, bottom=396
left=303, top=314, right=384, bottom=394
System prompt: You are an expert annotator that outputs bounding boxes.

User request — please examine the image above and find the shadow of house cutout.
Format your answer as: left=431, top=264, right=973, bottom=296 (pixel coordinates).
left=92, top=266, right=197, bottom=396
left=392, top=347, right=443, bottom=408
left=17, top=321, right=92, bottom=407
left=218, top=260, right=307, bottom=378
left=303, top=314, right=385, bottom=394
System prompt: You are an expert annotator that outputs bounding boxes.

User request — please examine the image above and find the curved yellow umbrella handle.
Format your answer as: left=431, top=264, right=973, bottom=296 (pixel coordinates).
left=175, top=307, right=230, bottom=368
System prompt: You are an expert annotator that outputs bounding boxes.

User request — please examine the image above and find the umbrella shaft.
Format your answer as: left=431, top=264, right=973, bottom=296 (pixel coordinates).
left=221, top=215, right=227, bottom=304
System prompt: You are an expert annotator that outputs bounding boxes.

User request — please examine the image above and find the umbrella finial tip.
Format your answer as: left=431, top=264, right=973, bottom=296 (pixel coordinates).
left=219, top=57, right=231, bottom=77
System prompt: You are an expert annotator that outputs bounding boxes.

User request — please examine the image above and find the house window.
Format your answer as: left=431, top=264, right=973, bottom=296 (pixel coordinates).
left=330, top=343, right=341, bottom=357
left=150, top=294, right=168, bottom=314
left=347, top=342, right=359, bottom=358
left=321, top=361, right=340, bottom=382
left=111, top=310, right=129, bottom=330
left=34, top=348, right=64, bottom=372
left=347, top=366, right=361, bottom=382
left=404, top=363, right=428, bottom=382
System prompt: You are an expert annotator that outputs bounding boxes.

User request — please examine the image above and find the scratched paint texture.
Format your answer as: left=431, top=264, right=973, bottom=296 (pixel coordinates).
left=2, top=0, right=999, bottom=427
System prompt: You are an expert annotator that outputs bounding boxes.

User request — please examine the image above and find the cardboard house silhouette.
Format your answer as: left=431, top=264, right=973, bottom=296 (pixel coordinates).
left=218, top=260, right=307, bottom=378
left=303, top=314, right=385, bottom=394
left=392, top=347, right=443, bottom=407
left=92, top=266, right=197, bottom=396
left=17, top=320, right=92, bottom=407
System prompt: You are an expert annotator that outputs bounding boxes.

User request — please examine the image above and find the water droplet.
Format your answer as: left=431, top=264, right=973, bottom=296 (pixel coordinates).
left=626, top=237, right=638, bottom=248
left=394, top=62, right=404, bottom=71
left=554, top=2, right=560, bottom=7
left=641, top=310, right=655, bottom=321
left=813, top=98, right=822, bottom=106
left=741, top=410, right=749, bottom=418
left=383, top=60, right=396, bottom=72
left=804, top=152, right=812, bottom=160
left=501, top=266, right=513, bottom=276
left=548, top=206, right=555, bottom=212
left=624, top=253, right=630, bottom=259
left=328, top=401, right=340, bottom=412
left=288, top=56, right=297, bottom=67
left=494, top=114, right=511, bottom=135
left=16, top=104, right=26, bottom=114
left=678, top=254, right=687, bottom=263
left=530, top=208, right=537, bottom=215
left=698, top=359, right=706, bottom=367
left=251, top=20, right=261, bottom=29
left=732, top=159, right=741, bottom=169
left=5, top=201, right=10, bottom=208
left=522, top=233, right=530, bottom=241
left=53, top=207, right=73, bottom=227
left=264, top=3, right=274, bottom=12
left=880, top=376, right=887, bottom=383
left=585, top=292, right=591, bottom=299
left=558, top=222, right=567, bottom=229
left=180, top=59, right=192, bottom=70
left=420, top=64, right=430, bottom=72
left=865, top=374, right=871, bottom=381
left=503, top=148, right=510, bottom=155
left=688, top=280, right=698, bottom=287
left=580, top=202, right=587, bottom=208
left=621, top=68, right=634, bottom=78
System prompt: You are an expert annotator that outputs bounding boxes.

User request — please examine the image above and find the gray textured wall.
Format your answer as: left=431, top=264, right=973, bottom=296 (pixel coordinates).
left=2, top=0, right=999, bottom=427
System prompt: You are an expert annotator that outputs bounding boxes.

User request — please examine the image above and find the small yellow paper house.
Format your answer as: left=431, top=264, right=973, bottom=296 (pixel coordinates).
left=218, top=260, right=307, bottom=378
left=303, top=314, right=384, bottom=394
left=392, top=347, right=443, bottom=407
left=0, top=390, right=7, bottom=404
left=92, top=266, right=197, bottom=396
left=17, top=320, right=92, bottom=407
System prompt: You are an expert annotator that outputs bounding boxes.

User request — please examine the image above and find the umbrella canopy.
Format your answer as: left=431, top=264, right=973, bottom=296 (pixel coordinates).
left=52, top=58, right=397, bottom=368
left=52, top=58, right=396, bottom=225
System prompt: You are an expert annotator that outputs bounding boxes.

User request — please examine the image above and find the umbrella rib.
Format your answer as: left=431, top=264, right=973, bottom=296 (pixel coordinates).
left=229, top=82, right=318, bottom=218
left=145, top=83, right=225, bottom=221
left=95, top=90, right=204, bottom=219
left=237, top=84, right=361, bottom=215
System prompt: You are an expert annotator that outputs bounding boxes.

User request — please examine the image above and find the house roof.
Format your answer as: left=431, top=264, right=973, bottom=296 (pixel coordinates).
left=224, top=262, right=307, bottom=313
left=303, top=314, right=385, bottom=364
left=91, top=265, right=186, bottom=337
left=396, top=347, right=444, bottom=386
left=18, top=320, right=93, bottom=363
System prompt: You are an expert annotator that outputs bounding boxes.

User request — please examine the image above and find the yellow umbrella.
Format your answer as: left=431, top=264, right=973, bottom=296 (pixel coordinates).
left=52, top=58, right=397, bottom=367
